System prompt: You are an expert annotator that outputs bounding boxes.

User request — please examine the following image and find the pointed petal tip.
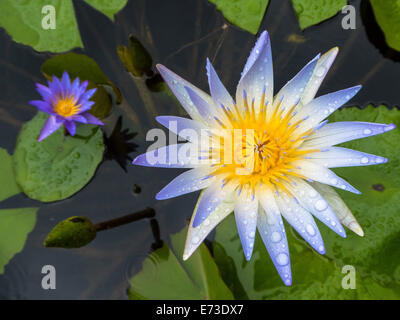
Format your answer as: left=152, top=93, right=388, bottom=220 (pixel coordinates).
left=155, top=64, right=164, bottom=72
left=283, top=278, right=292, bottom=286
left=385, top=123, right=396, bottom=132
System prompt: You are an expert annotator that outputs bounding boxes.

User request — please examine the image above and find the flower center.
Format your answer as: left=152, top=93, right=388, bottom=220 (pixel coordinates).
left=205, top=94, right=318, bottom=192
left=54, top=97, right=79, bottom=117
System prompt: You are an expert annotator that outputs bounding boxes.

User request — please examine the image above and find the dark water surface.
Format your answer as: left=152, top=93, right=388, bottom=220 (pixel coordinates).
left=0, top=0, right=399, bottom=299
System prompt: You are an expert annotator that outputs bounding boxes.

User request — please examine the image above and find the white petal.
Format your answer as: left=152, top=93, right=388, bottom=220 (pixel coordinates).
left=156, top=167, right=216, bottom=200
left=234, top=186, right=258, bottom=260
left=301, top=47, right=339, bottom=105
left=302, top=121, right=396, bottom=149
left=157, top=64, right=213, bottom=123
left=236, top=31, right=273, bottom=116
left=291, top=159, right=361, bottom=194
left=306, top=147, right=388, bottom=168
left=183, top=190, right=235, bottom=260
left=275, top=191, right=326, bottom=254
left=156, top=116, right=208, bottom=143
left=256, top=186, right=292, bottom=285
left=311, top=182, right=364, bottom=236
left=132, top=144, right=200, bottom=168
left=284, top=178, right=346, bottom=237
left=192, top=178, right=238, bottom=227
left=294, top=86, right=361, bottom=134
left=271, top=53, right=320, bottom=120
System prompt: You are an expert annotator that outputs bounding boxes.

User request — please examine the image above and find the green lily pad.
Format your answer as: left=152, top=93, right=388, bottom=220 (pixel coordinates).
left=0, top=0, right=127, bottom=53
left=208, top=0, right=269, bottom=34
left=128, top=226, right=234, bottom=300
left=0, top=207, right=38, bottom=274
left=13, top=112, right=105, bottom=202
left=41, top=52, right=122, bottom=118
left=0, top=148, right=21, bottom=201
left=370, top=0, right=400, bottom=52
left=213, top=105, right=400, bottom=299
left=291, top=0, right=347, bottom=30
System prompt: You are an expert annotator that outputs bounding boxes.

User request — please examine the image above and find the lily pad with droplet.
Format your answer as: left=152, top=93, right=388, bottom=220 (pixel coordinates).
left=13, top=112, right=105, bottom=202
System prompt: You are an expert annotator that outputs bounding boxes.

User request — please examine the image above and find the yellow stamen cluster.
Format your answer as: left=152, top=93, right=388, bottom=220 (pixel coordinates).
left=205, top=93, right=318, bottom=194
left=54, top=96, right=80, bottom=117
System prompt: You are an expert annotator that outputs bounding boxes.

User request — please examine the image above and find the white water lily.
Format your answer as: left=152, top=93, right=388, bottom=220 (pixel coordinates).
left=133, top=31, right=395, bottom=285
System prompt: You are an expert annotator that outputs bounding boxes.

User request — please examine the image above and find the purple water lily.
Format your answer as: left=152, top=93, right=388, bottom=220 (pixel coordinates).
left=29, top=71, right=103, bottom=142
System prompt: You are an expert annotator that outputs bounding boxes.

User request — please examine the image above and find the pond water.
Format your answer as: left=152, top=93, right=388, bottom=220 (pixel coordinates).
left=0, top=0, right=398, bottom=299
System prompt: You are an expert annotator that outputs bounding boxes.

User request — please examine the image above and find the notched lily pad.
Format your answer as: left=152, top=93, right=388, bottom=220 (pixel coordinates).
left=208, top=0, right=269, bottom=34
left=0, top=0, right=128, bottom=53
left=0, top=207, right=38, bottom=274
left=0, top=147, right=21, bottom=201
left=291, top=0, right=347, bottom=30
left=13, top=112, right=105, bottom=202
left=128, top=226, right=234, bottom=300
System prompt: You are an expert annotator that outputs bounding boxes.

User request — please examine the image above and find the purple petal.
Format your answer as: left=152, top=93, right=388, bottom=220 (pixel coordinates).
left=81, top=112, right=103, bottom=126
left=38, top=115, right=63, bottom=142
left=78, top=88, right=97, bottom=105
left=79, top=101, right=95, bottom=112
left=61, top=71, right=71, bottom=94
left=64, top=120, right=76, bottom=136
left=71, top=115, right=88, bottom=123
left=29, top=100, right=53, bottom=113
left=240, top=30, right=268, bottom=81
left=35, top=83, right=52, bottom=102
left=185, top=86, right=217, bottom=124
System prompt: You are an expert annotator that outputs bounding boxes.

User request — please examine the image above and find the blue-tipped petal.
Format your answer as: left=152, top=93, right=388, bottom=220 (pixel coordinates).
left=295, top=85, right=362, bottom=133
left=236, top=31, right=273, bottom=115
left=306, top=147, right=388, bottom=168
left=257, top=187, right=292, bottom=285
left=206, top=58, right=235, bottom=110
left=240, top=30, right=268, bottom=81
left=157, top=64, right=213, bottom=122
left=272, top=53, right=320, bottom=117
left=286, top=178, right=346, bottom=238
left=64, top=120, right=76, bottom=136
left=38, top=115, right=63, bottom=142
left=234, top=186, right=258, bottom=261
left=156, top=167, right=216, bottom=200
left=292, top=160, right=361, bottom=194
left=192, top=179, right=237, bottom=227
left=185, top=86, right=217, bottom=124
left=303, top=122, right=396, bottom=148
left=132, top=144, right=200, bottom=168
left=301, top=47, right=339, bottom=105
left=183, top=191, right=235, bottom=260
left=276, top=192, right=326, bottom=255
left=156, top=115, right=207, bottom=143
left=81, top=112, right=103, bottom=125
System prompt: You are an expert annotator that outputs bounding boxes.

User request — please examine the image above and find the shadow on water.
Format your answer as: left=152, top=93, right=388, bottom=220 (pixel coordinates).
left=0, top=0, right=399, bottom=299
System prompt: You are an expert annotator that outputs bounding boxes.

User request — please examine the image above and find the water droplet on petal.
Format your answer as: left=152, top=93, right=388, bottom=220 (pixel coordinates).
left=276, top=253, right=289, bottom=266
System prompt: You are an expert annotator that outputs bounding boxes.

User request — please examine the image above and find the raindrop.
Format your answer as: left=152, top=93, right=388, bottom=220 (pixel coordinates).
left=315, top=199, right=328, bottom=211
left=361, top=157, right=369, bottom=164
left=363, top=129, right=372, bottom=135
left=271, top=231, right=281, bottom=242
left=315, top=66, right=326, bottom=77
left=306, top=224, right=316, bottom=236
left=276, top=253, right=289, bottom=266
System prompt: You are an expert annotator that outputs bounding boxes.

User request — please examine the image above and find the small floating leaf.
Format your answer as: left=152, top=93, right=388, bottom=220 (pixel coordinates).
left=44, top=216, right=97, bottom=248
left=208, top=0, right=269, bottom=34
left=0, top=147, right=21, bottom=201
left=370, top=0, right=400, bottom=52
left=0, top=0, right=128, bottom=53
left=291, top=0, right=347, bottom=30
left=117, top=35, right=153, bottom=77
left=0, top=207, right=38, bottom=274
left=128, top=226, right=234, bottom=300
left=13, top=112, right=105, bottom=202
